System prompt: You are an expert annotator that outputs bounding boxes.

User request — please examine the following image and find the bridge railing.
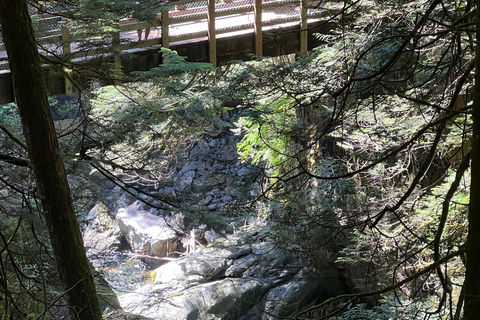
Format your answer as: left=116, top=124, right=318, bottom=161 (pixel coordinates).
left=0, top=0, right=331, bottom=72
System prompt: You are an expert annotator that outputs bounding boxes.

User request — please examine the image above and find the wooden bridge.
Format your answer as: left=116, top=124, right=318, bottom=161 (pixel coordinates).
left=0, top=0, right=335, bottom=103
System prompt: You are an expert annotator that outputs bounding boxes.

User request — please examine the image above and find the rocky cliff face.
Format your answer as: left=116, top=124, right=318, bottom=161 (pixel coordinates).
left=81, top=133, right=352, bottom=319
left=83, top=204, right=351, bottom=319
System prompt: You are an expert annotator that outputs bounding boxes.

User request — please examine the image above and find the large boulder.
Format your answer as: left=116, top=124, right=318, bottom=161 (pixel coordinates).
left=119, top=223, right=348, bottom=320
left=121, top=278, right=264, bottom=320
left=83, top=202, right=128, bottom=257
left=116, top=201, right=178, bottom=261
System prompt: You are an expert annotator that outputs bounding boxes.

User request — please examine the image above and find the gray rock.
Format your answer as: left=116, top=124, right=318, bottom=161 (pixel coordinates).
left=236, top=167, right=249, bottom=177
left=178, top=170, right=196, bottom=191
left=212, top=162, right=224, bottom=170
left=199, top=195, right=213, bottom=206
left=158, top=187, right=176, bottom=198
left=221, top=195, right=233, bottom=203
left=204, top=229, right=220, bottom=243
left=208, top=139, right=220, bottom=148
left=225, top=254, right=257, bottom=277
left=153, top=244, right=250, bottom=284
left=180, top=162, right=200, bottom=173
left=191, top=139, right=211, bottom=155
left=83, top=202, right=125, bottom=256
left=116, top=202, right=177, bottom=259
left=120, top=278, right=263, bottom=320
left=114, top=193, right=137, bottom=213
left=117, top=224, right=349, bottom=320
left=224, top=186, right=236, bottom=196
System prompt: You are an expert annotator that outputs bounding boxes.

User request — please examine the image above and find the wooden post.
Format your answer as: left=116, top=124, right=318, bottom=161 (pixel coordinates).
left=254, top=0, right=263, bottom=58
left=61, top=23, right=71, bottom=55
left=112, top=23, right=122, bottom=84
left=161, top=9, right=170, bottom=49
left=300, top=0, right=308, bottom=55
left=61, top=23, right=73, bottom=94
left=207, top=0, right=217, bottom=67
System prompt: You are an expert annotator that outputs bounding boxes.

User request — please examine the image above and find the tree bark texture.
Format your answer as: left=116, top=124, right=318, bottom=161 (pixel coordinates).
left=0, top=1, right=103, bottom=319
left=463, top=0, right=480, bottom=318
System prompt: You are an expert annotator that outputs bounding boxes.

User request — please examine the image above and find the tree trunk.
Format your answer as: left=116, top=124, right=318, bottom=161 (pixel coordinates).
left=463, top=0, right=480, bottom=318
left=0, top=1, right=103, bottom=319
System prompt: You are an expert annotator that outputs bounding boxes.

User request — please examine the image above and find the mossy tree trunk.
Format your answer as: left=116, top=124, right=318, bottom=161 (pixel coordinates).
left=0, top=1, right=103, bottom=319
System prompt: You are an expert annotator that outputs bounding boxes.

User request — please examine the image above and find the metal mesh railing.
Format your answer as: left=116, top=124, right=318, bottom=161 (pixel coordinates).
left=0, top=0, right=332, bottom=71
left=306, top=0, right=342, bottom=19
left=0, top=60, right=8, bottom=72
left=216, top=0, right=254, bottom=16
left=170, top=0, right=209, bottom=22
left=28, top=5, right=38, bottom=16
left=168, top=0, right=255, bottom=42
left=34, top=16, right=63, bottom=37
left=214, top=0, right=255, bottom=35
left=263, top=0, right=299, bottom=28
left=29, top=4, right=73, bottom=17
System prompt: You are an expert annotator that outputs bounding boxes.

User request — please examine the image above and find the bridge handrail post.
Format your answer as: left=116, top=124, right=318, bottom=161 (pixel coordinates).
left=254, top=0, right=263, bottom=58
left=61, top=22, right=73, bottom=94
left=161, top=8, right=170, bottom=49
left=207, top=0, right=217, bottom=67
left=112, top=22, right=122, bottom=84
left=300, top=0, right=308, bottom=55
